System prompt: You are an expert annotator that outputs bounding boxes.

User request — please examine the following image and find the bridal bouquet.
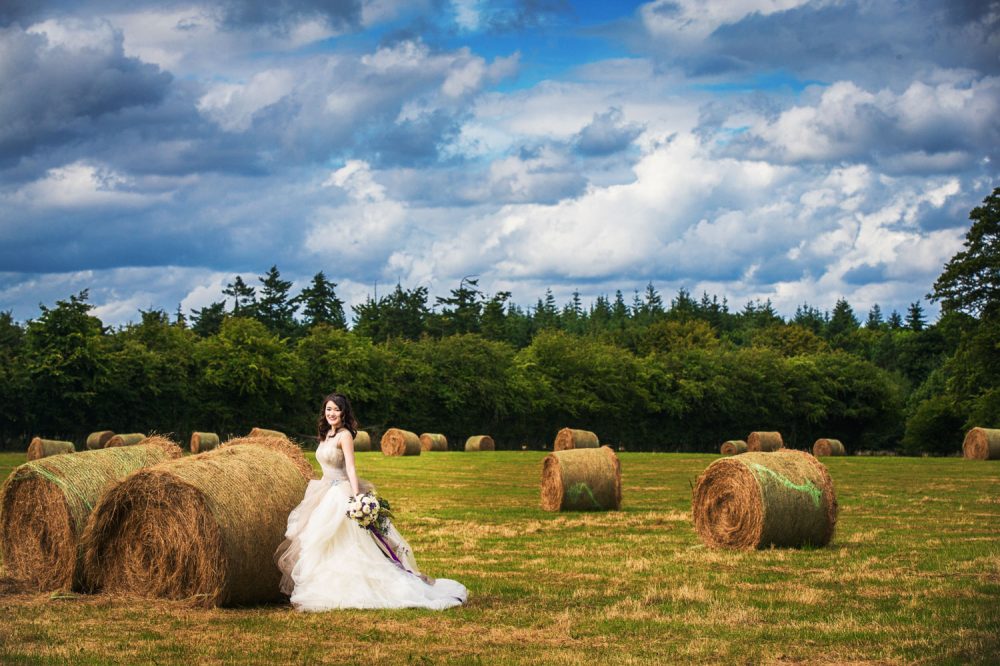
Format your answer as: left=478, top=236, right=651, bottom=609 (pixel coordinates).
left=346, top=491, right=393, bottom=536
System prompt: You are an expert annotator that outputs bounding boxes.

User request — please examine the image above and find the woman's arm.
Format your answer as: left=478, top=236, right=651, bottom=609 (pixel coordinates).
left=339, top=431, right=361, bottom=496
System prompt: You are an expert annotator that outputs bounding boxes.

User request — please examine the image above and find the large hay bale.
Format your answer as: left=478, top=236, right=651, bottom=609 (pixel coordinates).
left=105, top=433, right=146, bottom=448
left=553, top=428, right=599, bottom=451
left=0, top=437, right=182, bottom=591
left=692, top=450, right=838, bottom=550
left=221, top=436, right=316, bottom=481
left=86, top=431, right=114, bottom=450
left=465, top=435, right=495, bottom=452
left=963, top=427, right=1000, bottom=460
left=419, top=433, right=448, bottom=452
left=190, top=432, right=220, bottom=453
left=26, top=438, right=74, bottom=461
left=747, top=431, right=784, bottom=452
left=248, top=427, right=287, bottom=439
left=353, top=431, right=372, bottom=452
left=720, top=440, right=747, bottom=456
left=80, top=440, right=311, bottom=606
left=380, top=428, right=421, bottom=456
left=813, top=438, right=845, bottom=457
left=541, top=446, right=621, bottom=511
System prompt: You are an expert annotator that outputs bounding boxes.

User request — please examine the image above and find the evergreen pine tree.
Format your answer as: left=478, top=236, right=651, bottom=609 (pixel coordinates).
left=293, top=272, right=346, bottom=329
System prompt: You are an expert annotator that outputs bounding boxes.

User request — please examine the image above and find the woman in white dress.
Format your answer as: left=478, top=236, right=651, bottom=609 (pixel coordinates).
left=274, top=392, right=467, bottom=611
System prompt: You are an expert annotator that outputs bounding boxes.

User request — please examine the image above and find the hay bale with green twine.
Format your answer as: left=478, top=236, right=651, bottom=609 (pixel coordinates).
left=380, top=428, right=421, bottom=456
left=813, top=438, right=845, bottom=456
left=541, top=446, right=621, bottom=511
left=553, top=428, right=599, bottom=451
left=248, top=427, right=287, bottom=440
left=720, top=440, right=747, bottom=456
left=190, top=432, right=220, bottom=454
left=0, top=436, right=182, bottom=591
left=692, top=449, right=838, bottom=550
left=747, top=431, right=784, bottom=452
left=465, top=435, right=495, bottom=452
left=419, top=433, right=448, bottom=452
left=86, top=431, right=114, bottom=450
left=105, top=433, right=146, bottom=448
left=80, top=438, right=312, bottom=607
left=26, top=438, right=75, bottom=461
left=963, top=427, right=1000, bottom=460
left=353, top=431, right=372, bottom=452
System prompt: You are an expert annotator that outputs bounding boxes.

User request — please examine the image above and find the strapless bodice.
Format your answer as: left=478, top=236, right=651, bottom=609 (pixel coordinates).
left=316, top=437, right=348, bottom=481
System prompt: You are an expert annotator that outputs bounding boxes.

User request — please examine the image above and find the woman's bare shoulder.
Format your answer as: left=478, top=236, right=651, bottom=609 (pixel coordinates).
left=334, top=429, right=356, bottom=448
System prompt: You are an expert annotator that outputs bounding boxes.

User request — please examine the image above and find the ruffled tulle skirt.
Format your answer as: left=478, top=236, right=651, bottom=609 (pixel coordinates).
left=274, top=478, right=467, bottom=611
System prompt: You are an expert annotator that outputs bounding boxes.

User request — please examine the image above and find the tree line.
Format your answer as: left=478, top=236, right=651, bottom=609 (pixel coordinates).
left=2, top=188, right=997, bottom=455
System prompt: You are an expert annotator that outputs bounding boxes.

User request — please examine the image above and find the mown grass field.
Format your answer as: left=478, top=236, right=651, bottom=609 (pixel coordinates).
left=1, top=449, right=998, bottom=664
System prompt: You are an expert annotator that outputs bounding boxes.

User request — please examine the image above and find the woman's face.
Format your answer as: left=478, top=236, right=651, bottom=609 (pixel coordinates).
left=325, top=400, right=343, bottom=428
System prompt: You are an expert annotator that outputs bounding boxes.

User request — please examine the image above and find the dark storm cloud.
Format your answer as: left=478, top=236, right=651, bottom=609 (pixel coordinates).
left=843, top=263, right=887, bottom=286
left=639, top=0, right=1000, bottom=82
left=0, top=0, right=362, bottom=31
left=366, top=110, right=463, bottom=167
left=0, top=26, right=172, bottom=167
left=573, top=107, right=643, bottom=156
left=214, top=0, right=361, bottom=33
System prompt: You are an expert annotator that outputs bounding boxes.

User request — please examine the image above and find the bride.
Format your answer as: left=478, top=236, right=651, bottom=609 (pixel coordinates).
left=274, top=392, right=467, bottom=610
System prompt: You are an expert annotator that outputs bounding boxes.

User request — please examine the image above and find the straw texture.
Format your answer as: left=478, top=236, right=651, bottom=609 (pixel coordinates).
left=80, top=439, right=311, bottom=606
left=353, top=431, right=372, bottom=452
left=962, top=427, right=1000, bottom=460
left=465, top=435, right=495, bottom=452
left=380, top=428, right=421, bottom=456
left=26, top=438, right=75, bottom=461
left=105, top=433, right=146, bottom=448
left=86, top=431, right=114, bottom=450
left=419, top=433, right=448, bottom=452
left=553, top=428, right=599, bottom=451
left=541, top=446, right=621, bottom=512
left=0, top=437, right=182, bottom=591
left=720, top=440, right=748, bottom=456
left=248, top=427, right=287, bottom=440
left=692, top=450, right=838, bottom=550
left=813, top=438, right=845, bottom=456
left=190, top=432, right=220, bottom=454
left=747, top=431, right=784, bottom=452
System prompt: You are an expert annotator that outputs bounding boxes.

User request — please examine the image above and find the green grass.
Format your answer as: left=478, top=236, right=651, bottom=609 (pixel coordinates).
left=1, top=450, right=998, bottom=664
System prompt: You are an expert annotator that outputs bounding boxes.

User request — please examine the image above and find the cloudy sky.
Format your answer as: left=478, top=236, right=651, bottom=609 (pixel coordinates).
left=1, top=0, right=997, bottom=326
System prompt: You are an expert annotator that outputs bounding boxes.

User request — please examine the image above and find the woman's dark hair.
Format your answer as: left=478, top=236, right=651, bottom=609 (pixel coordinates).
left=317, top=392, right=359, bottom=442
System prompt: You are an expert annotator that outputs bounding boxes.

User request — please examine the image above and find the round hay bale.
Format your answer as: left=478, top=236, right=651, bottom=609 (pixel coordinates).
left=813, top=438, right=845, bottom=457
left=80, top=442, right=311, bottom=606
left=553, top=428, right=599, bottom=451
left=747, top=431, right=784, bottom=452
left=0, top=436, right=182, bottom=591
left=541, top=446, right=621, bottom=511
left=26, top=438, right=74, bottom=461
left=221, top=436, right=315, bottom=481
left=105, top=433, right=146, bottom=448
left=692, top=449, right=838, bottom=550
left=419, top=433, right=448, bottom=452
left=380, top=428, right=421, bottom=456
left=465, top=435, right=495, bottom=452
left=353, top=431, right=372, bottom=452
left=720, top=440, right=748, bottom=456
left=190, top=432, right=220, bottom=454
left=248, top=427, right=287, bottom=439
left=963, top=427, right=1000, bottom=460
left=86, top=431, right=114, bottom=450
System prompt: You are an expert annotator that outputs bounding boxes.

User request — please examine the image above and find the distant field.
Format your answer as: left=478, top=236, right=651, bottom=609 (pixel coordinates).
left=1, top=450, right=998, bottom=664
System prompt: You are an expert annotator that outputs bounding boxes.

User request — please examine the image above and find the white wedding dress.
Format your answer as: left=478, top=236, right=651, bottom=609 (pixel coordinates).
left=274, top=434, right=467, bottom=611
